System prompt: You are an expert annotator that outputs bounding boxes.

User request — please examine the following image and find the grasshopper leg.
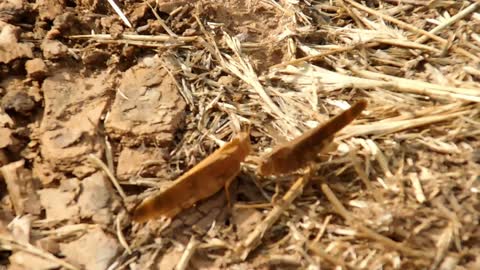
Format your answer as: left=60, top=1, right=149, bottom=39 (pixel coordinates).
left=224, top=167, right=241, bottom=208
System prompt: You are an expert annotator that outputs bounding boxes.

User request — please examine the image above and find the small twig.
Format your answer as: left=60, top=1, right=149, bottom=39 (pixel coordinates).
left=416, top=2, right=480, bottom=44
left=352, top=68, right=480, bottom=98
left=285, top=224, right=318, bottom=266
left=321, top=183, right=433, bottom=258
left=96, top=40, right=181, bottom=48
left=236, top=168, right=313, bottom=260
left=308, top=242, right=360, bottom=270
left=429, top=222, right=454, bottom=270
left=106, top=0, right=132, bottom=28
left=342, top=109, right=471, bottom=138
left=0, top=236, right=80, bottom=270
left=286, top=221, right=357, bottom=269
left=365, top=139, right=393, bottom=179
left=233, top=203, right=272, bottom=209
left=270, top=43, right=366, bottom=69
left=345, top=0, right=444, bottom=44
left=68, top=34, right=197, bottom=42
left=254, top=254, right=302, bottom=267
left=175, top=236, right=198, bottom=270
left=344, top=0, right=480, bottom=62
left=88, top=154, right=127, bottom=202
left=116, top=214, right=132, bottom=255
left=273, top=65, right=480, bottom=102
left=374, top=38, right=440, bottom=53
left=313, top=215, right=332, bottom=243
left=381, top=0, right=426, bottom=5
left=104, top=136, right=115, bottom=178
left=348, top=150, right=381, bottom=202
left=144, top=0, right=177, bottom=36
left=0, top=160, right=37, bottom=215
left=408, top=173, right=427, bottom=204
left=32, top=224, right=96, bottom=237
left=337, top=0, right=367, bottom=29
left=221, top=33, right=297, bottom=134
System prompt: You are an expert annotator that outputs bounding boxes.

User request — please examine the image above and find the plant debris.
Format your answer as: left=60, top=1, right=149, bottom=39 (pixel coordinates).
left=1, top=0, right=479, bottom=269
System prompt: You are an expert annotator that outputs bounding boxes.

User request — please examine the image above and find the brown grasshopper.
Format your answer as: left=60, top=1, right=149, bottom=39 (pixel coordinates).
left=258, top=99, right=367, bottom=176
left=133, top=99, right=366, bottom=222
left=133, top=131, right=251, bottom=223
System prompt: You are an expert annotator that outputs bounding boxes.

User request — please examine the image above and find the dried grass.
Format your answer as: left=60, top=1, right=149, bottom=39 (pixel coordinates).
left=117, top=1, right=479, bottom=268
left=19, top=0, right=480, bottom=269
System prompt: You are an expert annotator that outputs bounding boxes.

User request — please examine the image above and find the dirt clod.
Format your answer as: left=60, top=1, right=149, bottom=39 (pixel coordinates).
left=36, top=0, right=66, bottom=21
left=81, top=48, right=110, bottom=66
left=40, top=39, right=68, bottom=59
left=77, top=172, right=115, bottom=225
left=9, top=251, right=60, bottom=270
left=38, top=182, right=79, bottom=221
left=0, top=23, right=33, bottom=64
left=1, top=91, right=35, bottom=116
left=105, top=56, right=186, bottom=147
left=0, top=0, right=23, bottom=13
left=117, top=146, right=168, bottom=180
left=156, top=249, right=183, bottom=270
left=0, top=160, right=41, bottom=216
left=37, top=71, right=111, bottom=183
left=232, top=208, right=263, bottom=239
left=25, top=58, right=48, bottom=80
left=60, top=228, right=120, bottom=270
left=0, top=127, right=12, bottom=148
